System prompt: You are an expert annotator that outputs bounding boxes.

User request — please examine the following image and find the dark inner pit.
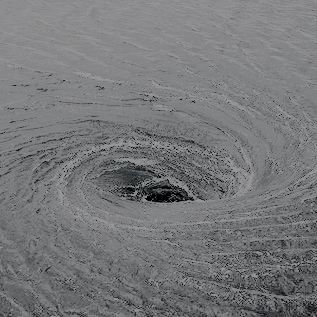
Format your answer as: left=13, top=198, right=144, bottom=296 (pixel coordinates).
left=95, top=163, right=194, bottom=203
left=142, top=180, right=194, bottom=203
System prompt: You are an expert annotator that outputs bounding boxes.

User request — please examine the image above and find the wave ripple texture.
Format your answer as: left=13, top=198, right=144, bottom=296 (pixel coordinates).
left=0, top=0, right=316, bottom=316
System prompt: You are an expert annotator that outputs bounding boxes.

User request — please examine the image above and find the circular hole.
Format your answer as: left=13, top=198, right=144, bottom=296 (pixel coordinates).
left=142, top=180, right=194, bottom=203
left=96, top=164, right=195, bottom=203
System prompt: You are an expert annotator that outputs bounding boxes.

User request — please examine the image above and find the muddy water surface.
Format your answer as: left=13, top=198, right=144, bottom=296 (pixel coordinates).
left=0, top=0, right=317, bottom=316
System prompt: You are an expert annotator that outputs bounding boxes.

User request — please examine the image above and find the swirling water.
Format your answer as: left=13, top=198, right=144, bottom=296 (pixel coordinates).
left=0, top=0, right=316, bottom=316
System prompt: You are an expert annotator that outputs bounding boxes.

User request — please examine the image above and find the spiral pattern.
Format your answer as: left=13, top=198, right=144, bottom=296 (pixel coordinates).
left=0, top=0, right=317, bottom=316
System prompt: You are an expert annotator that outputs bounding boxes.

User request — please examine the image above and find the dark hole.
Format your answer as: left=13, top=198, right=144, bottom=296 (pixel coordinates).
left=143, top=180, right=194, bottom=203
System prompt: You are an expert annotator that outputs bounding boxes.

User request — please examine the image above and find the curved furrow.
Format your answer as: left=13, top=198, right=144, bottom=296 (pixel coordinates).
left=0, top=0, right=317, bottom=316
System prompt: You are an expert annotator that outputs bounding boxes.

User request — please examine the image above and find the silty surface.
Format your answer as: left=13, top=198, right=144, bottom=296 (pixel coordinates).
left=0, top=0, right=317, bottom=316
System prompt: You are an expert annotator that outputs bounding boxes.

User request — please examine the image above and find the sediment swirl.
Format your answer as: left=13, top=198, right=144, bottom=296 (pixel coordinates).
left=0, top=65, right=316, bottom=317
left=0, top=0, right=317, bottom=316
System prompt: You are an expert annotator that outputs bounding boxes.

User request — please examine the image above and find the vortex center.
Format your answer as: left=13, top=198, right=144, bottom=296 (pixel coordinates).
left=94, top=163, right=194, bottom=203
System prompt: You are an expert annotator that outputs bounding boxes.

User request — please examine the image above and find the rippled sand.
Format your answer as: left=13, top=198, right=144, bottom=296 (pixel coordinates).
left=0, top=0, right=317, bottom=316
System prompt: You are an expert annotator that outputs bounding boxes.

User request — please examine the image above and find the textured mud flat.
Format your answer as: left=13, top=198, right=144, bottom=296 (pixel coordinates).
left=0, top=0, right=317, bottom=316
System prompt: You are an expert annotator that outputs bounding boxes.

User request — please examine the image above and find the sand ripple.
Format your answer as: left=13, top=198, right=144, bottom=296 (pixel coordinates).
left=0, top=0, right=316, bottom=316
